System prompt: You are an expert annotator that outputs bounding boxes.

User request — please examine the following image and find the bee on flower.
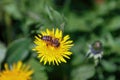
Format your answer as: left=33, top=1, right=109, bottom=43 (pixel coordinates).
left=86, top=41, right=103, bottom=65
left=33, top=28, right=73, bottom=65
left=39, top=35, right=60, bottom=47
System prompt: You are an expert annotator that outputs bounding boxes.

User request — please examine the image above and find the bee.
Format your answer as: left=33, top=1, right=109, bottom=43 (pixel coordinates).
left=52, top=38, right=60, bottom=47
left=41, top=36, right=52, bottom=42
left=38, top=35, right=60, bottom=47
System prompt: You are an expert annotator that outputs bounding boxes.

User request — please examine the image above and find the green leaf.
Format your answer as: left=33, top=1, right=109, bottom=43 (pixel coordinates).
left=95, top=3, right=109, bottom=15
left=45, top=6, right=65, bottom=26
left=66, top=14, right=91, bottom=32
left=110, top=39, right=120, bottom=54
left=28, top=58, right=48, bottom=80
left=107, top=75, right=115, bottom=80
left=71, top=38, right=87, bottom=67
left=6, top=38, right=31, bottom=64
left=0, top=41, right=6, bottom=63
left=71, top=54, right=84, bottom=67
left=71, top=65, right=95, bottom=80
left=101, top=60, right=117, bottom=72
left=106, top=16, right=120, bottom=31
left=4, top=3, right=22, bottom=19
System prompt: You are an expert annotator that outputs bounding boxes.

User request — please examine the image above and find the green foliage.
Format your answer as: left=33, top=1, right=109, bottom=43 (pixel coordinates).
left=0, top=42, right=6, bottom=63
left=0, top=0, right=120, bottom=80
left=101, top=60, right=117, bottom=72
left=28, top=58, right=48, bottom=80
left=6, top=38, right=31, bottom=64
left=71, top=65, right=95, bottom=80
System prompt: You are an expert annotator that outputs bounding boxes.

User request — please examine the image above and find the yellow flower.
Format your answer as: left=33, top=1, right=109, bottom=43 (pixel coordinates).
left=0, top=61, right=33, bottom=80
left=33, top=28, right=73, bottom=65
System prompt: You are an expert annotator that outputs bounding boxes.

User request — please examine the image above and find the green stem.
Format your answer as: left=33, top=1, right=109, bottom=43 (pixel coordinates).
left=63, top=0, right=71, bottom=14
left=0, top=63, right=1, bottom=71
left=5, top=12, right=12, bottom=45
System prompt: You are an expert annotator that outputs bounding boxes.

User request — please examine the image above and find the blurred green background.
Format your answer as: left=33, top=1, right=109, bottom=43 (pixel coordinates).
left=0, top=0, right=120, bottom=80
